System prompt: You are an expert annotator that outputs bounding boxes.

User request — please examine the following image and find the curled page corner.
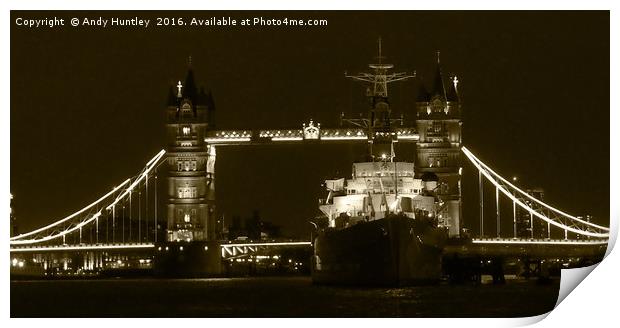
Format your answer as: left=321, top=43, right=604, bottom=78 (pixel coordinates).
left=509, top=312, right=551, bottom=327
left=604, top=213, right=617, bottom=258
left=519, top=263, right=604, bottom=327
left=552, top=207, right=616, bottom=308
left=555, top=264, right=599, bottom=307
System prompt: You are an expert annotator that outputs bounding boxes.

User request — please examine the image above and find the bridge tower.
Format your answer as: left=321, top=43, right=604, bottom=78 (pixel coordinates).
left=165, top=62, right=217, bottom=242
left=415, top=52, right=462, bottom=237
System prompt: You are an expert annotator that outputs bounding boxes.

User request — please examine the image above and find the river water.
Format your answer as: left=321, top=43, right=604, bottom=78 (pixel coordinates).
left=11, top=276, right=559, bottom=317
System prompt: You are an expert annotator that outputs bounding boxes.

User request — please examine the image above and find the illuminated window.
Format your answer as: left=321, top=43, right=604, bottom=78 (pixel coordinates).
left=432, top=121, right=443, bottom=133
left=178, top=186, right=197, bottom=198
left=182, top=126, right=191, bottom=135
left=431, top=98, right=443, bottom=113
left=177, top=160, right=197, bottom=171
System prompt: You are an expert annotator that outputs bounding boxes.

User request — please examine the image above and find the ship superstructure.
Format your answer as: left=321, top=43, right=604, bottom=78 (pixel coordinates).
left=312, top=40, right=455, bottom=285
left=320, top=161, right=438, bottom=227
left=318, top=39, right=454, bottom=234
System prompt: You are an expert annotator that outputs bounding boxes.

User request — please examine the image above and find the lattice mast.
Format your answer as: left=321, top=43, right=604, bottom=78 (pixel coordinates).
left=345, top=38, right=414, bottom=98
left=342, top=38, right=415, bottom=161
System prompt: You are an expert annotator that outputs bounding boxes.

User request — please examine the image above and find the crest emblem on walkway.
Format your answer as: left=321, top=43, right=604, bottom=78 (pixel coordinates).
left=303, top=120, right=320, bottom=140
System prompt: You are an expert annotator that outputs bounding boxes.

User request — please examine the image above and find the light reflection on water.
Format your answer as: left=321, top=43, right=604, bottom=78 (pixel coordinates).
left=11, top=276, right=559, bottom=317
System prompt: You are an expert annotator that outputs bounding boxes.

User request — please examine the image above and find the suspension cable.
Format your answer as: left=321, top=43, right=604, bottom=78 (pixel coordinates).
left=462, top=147, right=608, bottom=238
left=10, top=179, right=130, bottom=241
left=464, top=147, right=608, bottom=232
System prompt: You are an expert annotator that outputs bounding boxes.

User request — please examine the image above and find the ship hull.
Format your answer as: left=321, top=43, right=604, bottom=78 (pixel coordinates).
left=312, top=215, right=446, bottom=286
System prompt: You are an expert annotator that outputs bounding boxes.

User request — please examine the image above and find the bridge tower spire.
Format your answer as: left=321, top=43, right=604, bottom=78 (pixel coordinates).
left=165, top=60, right=217, bottom=242
left=415, top=52, right=462, bottom=237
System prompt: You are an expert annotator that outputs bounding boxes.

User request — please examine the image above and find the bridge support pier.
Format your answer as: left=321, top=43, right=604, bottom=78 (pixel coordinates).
left=442, top=254, right=482, bottom=285
left=520, top=257, right=533, bottom=279
left=518, top=257, right=552, bottom=283
left=489, top=257, right=505, bottom=285
left=153, top=240, right=222, bottom=277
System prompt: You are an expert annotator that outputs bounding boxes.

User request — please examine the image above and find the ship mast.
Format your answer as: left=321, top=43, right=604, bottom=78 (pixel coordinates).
left=345, top=37, right=413, bottom=98
left=342, top=38, right=415, bottom=161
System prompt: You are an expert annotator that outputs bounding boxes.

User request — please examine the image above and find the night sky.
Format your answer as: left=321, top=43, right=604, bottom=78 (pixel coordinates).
left=10, top=11, right=609, bottom=238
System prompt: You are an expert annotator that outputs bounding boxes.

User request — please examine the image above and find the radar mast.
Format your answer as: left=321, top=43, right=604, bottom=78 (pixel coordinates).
left=342, top=38, right=415, bottom=161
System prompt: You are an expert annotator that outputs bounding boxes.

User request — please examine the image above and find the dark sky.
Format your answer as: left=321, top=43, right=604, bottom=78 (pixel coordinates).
left=10, top=11, right=609, bottom=238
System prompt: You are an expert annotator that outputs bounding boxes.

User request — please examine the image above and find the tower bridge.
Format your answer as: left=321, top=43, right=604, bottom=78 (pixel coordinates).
left=10, top=45, right=608, bottom=279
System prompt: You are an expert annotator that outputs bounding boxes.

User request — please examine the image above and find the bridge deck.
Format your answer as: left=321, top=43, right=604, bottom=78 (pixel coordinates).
left=204, top=127, right=418, bottom=146
left=9, top=241, right=313, bottom=253
left=447, top=238, right=607, bottom=258
left=10, top=239, right=607, bottom=260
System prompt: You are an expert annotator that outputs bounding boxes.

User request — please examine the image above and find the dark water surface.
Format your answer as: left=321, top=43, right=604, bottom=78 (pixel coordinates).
left=11, top=277, right=559, bottom=317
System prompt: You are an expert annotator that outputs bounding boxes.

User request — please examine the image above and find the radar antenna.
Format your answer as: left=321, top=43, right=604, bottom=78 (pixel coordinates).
left=342, top=38, right=415, bottom=161
left=345, top=37, right=415, bottom=98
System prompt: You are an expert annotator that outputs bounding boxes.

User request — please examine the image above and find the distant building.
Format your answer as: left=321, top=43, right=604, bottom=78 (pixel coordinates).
left=227, top=210, right=281, bottom=241
left=575, top=215, right=594, bottom=240
left=516, top=188, right=548, bottom=238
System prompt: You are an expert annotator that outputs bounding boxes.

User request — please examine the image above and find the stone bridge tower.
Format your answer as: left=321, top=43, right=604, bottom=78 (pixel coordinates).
left=165, top=63, right=217, bottom=242
left=414, top=53, right=462, bottom=237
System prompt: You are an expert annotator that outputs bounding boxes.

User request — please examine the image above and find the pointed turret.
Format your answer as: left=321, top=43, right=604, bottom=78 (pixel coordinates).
left=206, top=90, right=216, bottom=127
left=183, top=67, right=198, bottom=103
left=206, top=90, right=216, bottom=112
left=429, top=51, right=446, bottom=101
left=166, top=57, right=215, bottom=123
left=173, top=57, right=212, bottom=108
left=416, top=79, right=430, bottom=102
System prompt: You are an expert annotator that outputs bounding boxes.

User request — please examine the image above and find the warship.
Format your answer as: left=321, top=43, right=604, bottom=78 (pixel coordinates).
left=312, top=42, right=461, bottom=285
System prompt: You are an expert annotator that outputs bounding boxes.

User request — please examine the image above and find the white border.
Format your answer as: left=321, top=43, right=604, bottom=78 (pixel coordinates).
left=2, top=1, right=617, bottom=327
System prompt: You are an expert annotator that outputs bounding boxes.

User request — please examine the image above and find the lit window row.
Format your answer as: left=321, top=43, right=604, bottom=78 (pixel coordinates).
left=428, top=157, right=448, bottom=168
left=320, top=129, right=365, bottom=138
left=259, top=130, right=303, bottom=138
left=177, top=160, right=197, bottom=171
left=213, top=131, right=252, bottom=139
left=177, top=186, right=197, bottom=198
left=345, top=188, right=420, bottom=194
left=356, top=171, right=414, bottom=177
